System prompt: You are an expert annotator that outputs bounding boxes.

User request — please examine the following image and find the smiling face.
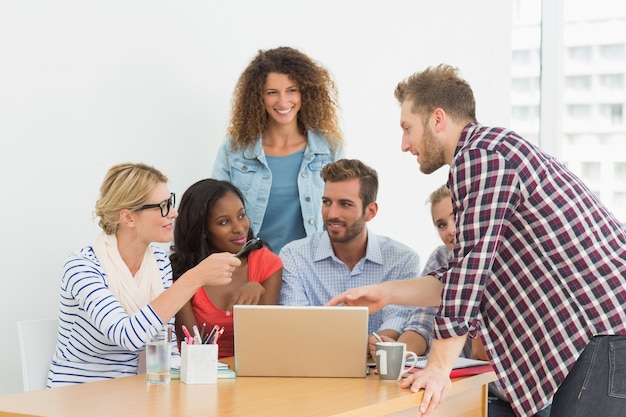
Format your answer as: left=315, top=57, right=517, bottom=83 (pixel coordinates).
left=133, top=182, right=177, bottom=244
left=400, top=100, right=447, bottom=174
left=431, top=197, right=455, bottom=250
left=322, top=178, right=374, bottom=244
left=206, top=191, right=250, bottom=254
left=263, top=72, right=302, bottom=128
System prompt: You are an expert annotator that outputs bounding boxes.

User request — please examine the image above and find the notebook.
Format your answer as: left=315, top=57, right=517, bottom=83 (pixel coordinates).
left=233, top=305, right=369, bottom=378
left=407, top=356, right=493, bottom=378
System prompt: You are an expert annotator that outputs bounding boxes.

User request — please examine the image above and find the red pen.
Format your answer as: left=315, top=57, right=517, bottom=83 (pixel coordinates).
left=182, top=324, right=194, bottom=345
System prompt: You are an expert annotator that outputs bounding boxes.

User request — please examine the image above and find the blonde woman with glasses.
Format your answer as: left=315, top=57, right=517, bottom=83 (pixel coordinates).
left=47, top=162, right=239, bottom=387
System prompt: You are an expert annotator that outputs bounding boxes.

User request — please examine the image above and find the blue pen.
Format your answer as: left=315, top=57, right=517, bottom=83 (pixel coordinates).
left=210, top=327, right=224, bottom=344
left=203, top=325, right=219, bottom=344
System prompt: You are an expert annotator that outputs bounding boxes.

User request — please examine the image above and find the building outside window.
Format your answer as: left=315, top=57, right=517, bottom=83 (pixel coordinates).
left=511, top=0, right=626, bottom=224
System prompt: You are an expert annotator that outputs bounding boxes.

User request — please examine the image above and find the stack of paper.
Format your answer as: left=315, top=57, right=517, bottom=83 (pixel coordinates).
left=218, top=361, right=236, bottom=379
left=171, top=360, right=235, bottom=380
left=410, top=356, right=488, bottom=369
left=406, top=356, right=493, bottom=378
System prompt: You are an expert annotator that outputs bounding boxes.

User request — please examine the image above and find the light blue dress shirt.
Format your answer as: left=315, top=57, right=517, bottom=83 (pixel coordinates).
left=279, top=230, right=420, bottom=334
left=421, top=245, right=453, bottom=276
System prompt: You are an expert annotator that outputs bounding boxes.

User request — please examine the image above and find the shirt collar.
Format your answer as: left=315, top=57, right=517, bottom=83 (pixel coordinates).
left=306, top=130, right=333, bottom=155
left=452, top=122, right=481, bottom=162
left=243, top=130, right=333, bottom=159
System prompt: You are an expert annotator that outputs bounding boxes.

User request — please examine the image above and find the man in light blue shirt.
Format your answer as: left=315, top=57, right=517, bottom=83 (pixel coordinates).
left=279, top=159, right=428, bottom=352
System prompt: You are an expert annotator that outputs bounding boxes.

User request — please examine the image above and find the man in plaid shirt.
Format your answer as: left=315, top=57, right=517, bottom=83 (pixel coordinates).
left=328, top=64, right=626, bottom=417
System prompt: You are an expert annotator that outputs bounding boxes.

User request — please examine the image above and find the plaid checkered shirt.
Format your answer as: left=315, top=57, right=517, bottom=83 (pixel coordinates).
left=432, top=123, right=626, bottom=417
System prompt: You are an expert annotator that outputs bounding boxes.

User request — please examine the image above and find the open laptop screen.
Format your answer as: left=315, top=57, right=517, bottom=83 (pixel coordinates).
left=233, top=305, right=369, bottom=378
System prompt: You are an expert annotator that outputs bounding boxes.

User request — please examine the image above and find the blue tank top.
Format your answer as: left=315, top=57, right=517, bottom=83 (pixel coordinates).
left=259, top=150, right=306, bottom=253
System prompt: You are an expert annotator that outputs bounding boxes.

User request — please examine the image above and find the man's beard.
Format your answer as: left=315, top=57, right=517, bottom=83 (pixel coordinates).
left=327, top=216, right=367, bottom=243
left=419, top=126, right=446, bottom=175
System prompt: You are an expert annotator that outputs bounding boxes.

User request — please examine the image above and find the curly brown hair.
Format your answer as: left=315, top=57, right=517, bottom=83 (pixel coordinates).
left=227, top=46, right=343, bottom=150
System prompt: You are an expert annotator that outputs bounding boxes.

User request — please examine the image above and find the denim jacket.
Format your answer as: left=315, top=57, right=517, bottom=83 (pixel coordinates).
left=211, top=130, right=344, bottom=237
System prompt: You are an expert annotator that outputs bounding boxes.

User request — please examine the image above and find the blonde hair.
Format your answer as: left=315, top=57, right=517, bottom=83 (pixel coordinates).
left=95, top=162, right=168, bottom=234
left=428, top=184, right=450, bottom=206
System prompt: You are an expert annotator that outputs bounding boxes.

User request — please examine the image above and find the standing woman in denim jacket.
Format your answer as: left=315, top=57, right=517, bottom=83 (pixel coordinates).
left=212, top=46, right=344, bottom=254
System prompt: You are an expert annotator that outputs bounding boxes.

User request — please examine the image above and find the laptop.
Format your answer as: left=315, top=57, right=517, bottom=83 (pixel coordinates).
left=233, top=305, right=369, bottom=378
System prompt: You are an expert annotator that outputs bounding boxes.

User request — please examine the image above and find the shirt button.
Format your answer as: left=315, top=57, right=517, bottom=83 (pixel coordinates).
left=305, top=196, right=311, bottom=202
left=302, top=173, right=307, bottom=178
left=309, top=218, right=315, bottom=225
left=242, top=166, right=248, bottom=172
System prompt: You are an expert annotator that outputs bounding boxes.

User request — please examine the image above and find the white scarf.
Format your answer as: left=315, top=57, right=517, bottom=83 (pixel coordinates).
left=93, top=232, right=164, bottom=314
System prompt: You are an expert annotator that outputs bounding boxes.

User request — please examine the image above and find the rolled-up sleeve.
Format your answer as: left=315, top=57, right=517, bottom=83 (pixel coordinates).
left=403, top=306, right=438, bottom=352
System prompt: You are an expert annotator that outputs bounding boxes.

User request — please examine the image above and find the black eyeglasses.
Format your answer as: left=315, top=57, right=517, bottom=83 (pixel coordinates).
left=136, top=193, right=176, bottom=217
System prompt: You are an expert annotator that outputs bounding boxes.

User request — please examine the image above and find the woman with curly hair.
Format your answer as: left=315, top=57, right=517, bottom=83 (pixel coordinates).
left=212, top=46, right=344, bottom=254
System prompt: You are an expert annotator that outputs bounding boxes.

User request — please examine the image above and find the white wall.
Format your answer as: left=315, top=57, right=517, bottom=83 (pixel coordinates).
left=0, top=0, right=511, bottom=394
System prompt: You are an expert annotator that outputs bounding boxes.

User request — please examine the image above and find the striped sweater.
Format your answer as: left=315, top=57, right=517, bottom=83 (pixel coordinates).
left=47, top=245, right=179, bottom=387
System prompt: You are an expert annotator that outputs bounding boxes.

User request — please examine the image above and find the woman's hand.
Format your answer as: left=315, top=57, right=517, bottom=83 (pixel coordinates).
left=225, top=281, right=265, bottom=315
left=194, top=252, right=241, bottom=287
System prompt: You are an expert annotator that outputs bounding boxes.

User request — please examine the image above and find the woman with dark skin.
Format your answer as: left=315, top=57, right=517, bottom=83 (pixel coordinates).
left=170, top=179, right=282, bottom=358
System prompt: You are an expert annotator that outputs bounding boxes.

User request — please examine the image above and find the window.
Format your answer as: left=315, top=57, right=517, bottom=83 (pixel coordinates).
left=512, top=77, right=532, bottom=93
left=581, top=162, right=601, bottom=182
left=599, top=104, right=623, bottom=124
left=565, top=75, right=591, bottom=91
left=600, top=44, right=625, bottom=61
left=511, top=105, right=539, bottom=123
left=568, top=46, right=593, bottom=62
left=513, top=50, right=531, bottom=67
left=598, top=74, right=624, bottom=90
left=513, top=0, right=626, bottom=224
left=615, top=162, right=626, bottom=182
left=566, top=104, right=592, bottom=119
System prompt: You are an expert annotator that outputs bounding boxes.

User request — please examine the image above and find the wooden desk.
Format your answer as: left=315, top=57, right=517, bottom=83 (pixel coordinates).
left=0, top=358, right=495, bottom=417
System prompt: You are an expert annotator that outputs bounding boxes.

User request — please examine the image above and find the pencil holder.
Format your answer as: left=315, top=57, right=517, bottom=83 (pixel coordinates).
left=180, top=342, right=218, bottom=384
